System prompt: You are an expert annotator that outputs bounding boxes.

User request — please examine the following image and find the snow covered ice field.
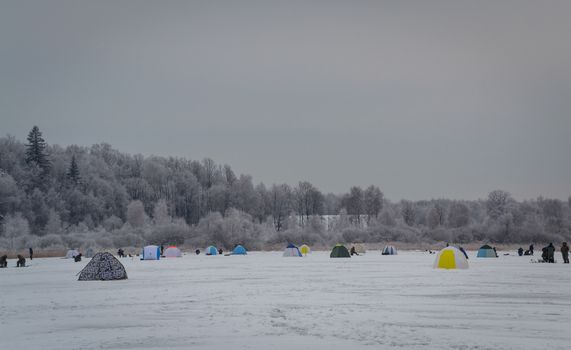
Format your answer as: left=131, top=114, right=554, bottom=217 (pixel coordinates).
left=2, top=251, right=571, bottom=350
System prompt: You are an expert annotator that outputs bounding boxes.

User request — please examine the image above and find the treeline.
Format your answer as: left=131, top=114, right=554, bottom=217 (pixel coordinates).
left=0, top=127, right=570, bottom=252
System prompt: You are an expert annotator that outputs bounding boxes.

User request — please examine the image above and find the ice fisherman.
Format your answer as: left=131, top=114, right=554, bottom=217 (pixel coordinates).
left=493, top=247, right=498, bottom=257
left=459, top=247, right=469, bottom=259
left=546, top=243, right=555, bottom=263
left=218, top=248, right=223, bottom=255
left=350, top=246, right=359, bottom=256
left=74, top=253, right=82, bottom=262
left=529, top=244, right=534, bottom=255
left=518, top=247, right=524, bottom=256
left=117, top=248, right=125, bottom=258
left=561, top=242, right=569, bottom=264
left=29, top=247, right=33, bottom=260
left=195, top=249, right=200, bottom=255
left=16, top=254, right=26, bottom=267
left=541, top=246, right=548, bottom=262
left=0, top=255, right=7, bottom=268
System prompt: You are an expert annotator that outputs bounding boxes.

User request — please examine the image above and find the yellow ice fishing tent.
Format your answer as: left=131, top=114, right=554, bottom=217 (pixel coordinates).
left=300, top=244, right=311, bottom=255
left=433, top=246, right=469, bottom=269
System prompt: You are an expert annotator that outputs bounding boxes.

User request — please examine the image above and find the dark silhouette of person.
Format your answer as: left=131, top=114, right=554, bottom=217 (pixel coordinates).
left=160, top=245, right=164, bottom=256
left=16, top=254, right=26, bottom=267
left=218, top=248, right=223, bottom=255
left=546, top=243, right=555, bottom=263
left=350, top=246, right=359, bottom=256
left=541, top=246, right=548, bottom=262
left=0, top=255, right=7, bottom=268
left=529, top=244, right=534, bottom=256
left=117, top=248, right=125, bottom=258
left=74, top=253, right=82, bottom=262
left=561, top=242, right=569, bottom=264
left=493, top=247, right=498, bottom=257
left=29, top=247, right=33, bottom=260
left=195, top=249, right=200, bottom=255
left=518, top=247, right=524, bottom=256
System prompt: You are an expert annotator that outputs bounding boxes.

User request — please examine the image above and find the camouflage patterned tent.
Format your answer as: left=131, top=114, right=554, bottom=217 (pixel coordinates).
left=78, top=252, right=127, bottom=281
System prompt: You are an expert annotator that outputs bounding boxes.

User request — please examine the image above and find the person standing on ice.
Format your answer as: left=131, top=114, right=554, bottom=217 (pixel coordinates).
left=561, top=242, right=569, bottom=264
left=29, top=247, right=33, bottom=260
left=529, top=244, right=534, bottom=255
left=546, top=243, right=555, bottom=263
left=518, top=247, right=524, bottom=256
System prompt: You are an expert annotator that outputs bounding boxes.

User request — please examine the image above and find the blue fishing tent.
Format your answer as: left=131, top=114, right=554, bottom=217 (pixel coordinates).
left=206, top=246, right=218, bottom=255
left=232, top=245, right=247, bottom=255
left=283, top=243, right=302, bottom=257
left=477, top=245, right=497, bottom=258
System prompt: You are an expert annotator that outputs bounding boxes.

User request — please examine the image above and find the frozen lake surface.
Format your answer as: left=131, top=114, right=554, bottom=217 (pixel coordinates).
left=2, top=250, right=571, bottom=349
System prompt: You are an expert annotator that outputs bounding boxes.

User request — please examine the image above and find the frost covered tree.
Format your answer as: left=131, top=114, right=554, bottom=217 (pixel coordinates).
left=126, top=200, right=147, bottom=228
left=2, top=213, right=30, bottom=250
left=342, top=186, right=364, bottom=224
left=25, top=126, right=50, bottom=172
left=448, top=202, right=470, bottom=228
left=426, top=204, right=446, bottom=229
left=486, top=190, right=512, bottom=220
left=363, top=185, right=383, bottom=223
left=153, top=199, right=171, bottom=225
left=401, top=200, right=416, bottom=226
left=67, top=155, right=81, bottom=185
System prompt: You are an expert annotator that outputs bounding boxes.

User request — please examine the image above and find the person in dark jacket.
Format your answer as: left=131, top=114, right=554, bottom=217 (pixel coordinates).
left=518, top=247, right=524, bottom=256
left=561, top=242, right=569, bottom=264
left=529, top=244, right=534, bottom=255
left=74, top=253, right=82, bottom=262
left=29, top=247, right=33, bottom=260
left=117, top=248, right=125, bottom=258
left=546, top=243, right=555, bottom=263
left=541, top=246, right=548, bottom=262
left=0, top=255, right=7, bottom=268
left=195, top=249, right=200, bottom=255
left=218, top=248, right=223, bottom=255
left=350, top=246, right=359, bottom=256
left=16, top=254, right=26, bottom=267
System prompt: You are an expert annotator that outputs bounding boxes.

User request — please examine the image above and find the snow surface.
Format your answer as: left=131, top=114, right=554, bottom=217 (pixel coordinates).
left=2, top=251, right=571, bottom=349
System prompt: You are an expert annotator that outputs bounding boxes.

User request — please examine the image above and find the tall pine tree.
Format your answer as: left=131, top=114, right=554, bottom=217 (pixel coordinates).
left=25, top=126, right=50, bottom=171
left=67, top=155, right=81, bottom=185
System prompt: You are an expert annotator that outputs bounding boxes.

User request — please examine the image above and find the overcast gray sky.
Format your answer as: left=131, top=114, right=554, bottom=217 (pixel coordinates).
left=1, top=0, right=570, bottom=200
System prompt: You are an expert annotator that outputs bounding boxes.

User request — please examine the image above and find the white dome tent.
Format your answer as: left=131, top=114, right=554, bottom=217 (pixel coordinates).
left=164, top=246, right=182, bottom=258
left=382, top=246, right=398, bottom=255
left=433, top=246, right=469, bottom=270
left=283, top=243, right=302, bottom=257
left=65, top=249, right=79, bottom=259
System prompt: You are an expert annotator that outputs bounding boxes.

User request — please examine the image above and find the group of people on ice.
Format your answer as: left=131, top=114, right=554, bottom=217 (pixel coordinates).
left=517, top=242, right=569, bottom=263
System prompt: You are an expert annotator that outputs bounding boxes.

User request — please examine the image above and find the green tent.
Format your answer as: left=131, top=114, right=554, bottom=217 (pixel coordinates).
left=330, top=244, right=351, bottom=258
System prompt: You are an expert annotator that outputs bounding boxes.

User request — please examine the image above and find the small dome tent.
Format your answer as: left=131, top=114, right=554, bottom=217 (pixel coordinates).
left=206, top=246, right=218, bottom=255
left=84, top=247, right=95, bottom=258
left=283, top=243, right=302, bottom=257
left=433, top=246, right=469, bottom=269
left=65, top=249, right=79, bottom=259
left=164, top=246, right=182, bottom=258
left=382, top=246, right=398, bottom=255
left=330, top=244, right=351, bottom=258
left=300, top=244, right=310, bottom=255
left=477, top=245, right=497, bottom=258
left=78, top=252, right=127, bottom=281
left=141, top=245, right=160, bottom=260
left=232, top=245, right=247, bottom=255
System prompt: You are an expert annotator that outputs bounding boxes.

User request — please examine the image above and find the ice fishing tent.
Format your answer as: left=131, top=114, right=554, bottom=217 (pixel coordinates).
left=141, top=245, right=160, bottom=260
left=206, top=246, right=218, bottom=255
left=433, top=246, right=469, bottom=269
left=65, top=249, right=79, bottom=259
left=477, top=245, right=497, bottom=258
left=330, top=244, right=351, bottom=258
left=164, top=246, right=182, bottom=258
left=283, top=243, right=302, bottom=257
left=78, top=252, right=128, bottom=281
left=382, top=246, right=398, bottom=255
left=300, top=244, right=311, bottom=255
left=232, top=245, right=247, bottom=255
left=84, top=247, right=95, bottom=258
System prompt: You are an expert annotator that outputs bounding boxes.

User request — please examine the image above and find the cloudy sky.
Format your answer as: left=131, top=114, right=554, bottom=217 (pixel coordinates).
left=1, top=0, right=570, bottom=200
